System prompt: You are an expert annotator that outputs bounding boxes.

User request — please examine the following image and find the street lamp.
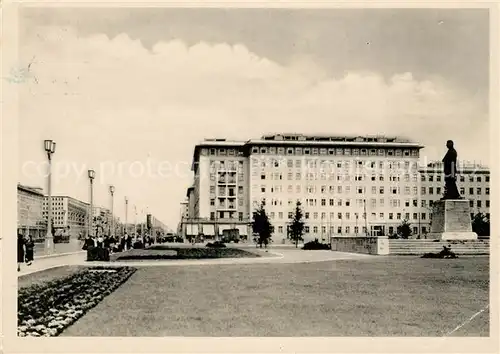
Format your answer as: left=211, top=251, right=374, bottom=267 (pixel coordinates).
left=124, top=196, right=128, bottom=236
left=109, top=185, right=115, bottom=238
left=88, top=169, right=95, bottom=237
left=44, top=139, right=56, bottom=254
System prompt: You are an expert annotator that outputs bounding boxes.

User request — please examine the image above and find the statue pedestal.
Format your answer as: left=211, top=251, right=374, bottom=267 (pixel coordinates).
left=428, top=200, right=478, bottom=240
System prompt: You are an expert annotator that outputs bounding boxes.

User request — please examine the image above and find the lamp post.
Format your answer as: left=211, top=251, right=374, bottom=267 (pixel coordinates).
left=87, top=170, right=95, bottom=237
left=44, top=139, right=56, bottom=254
left=124, top=197, right=128, bottom=236
left=109, top=185, right=115, bottom=238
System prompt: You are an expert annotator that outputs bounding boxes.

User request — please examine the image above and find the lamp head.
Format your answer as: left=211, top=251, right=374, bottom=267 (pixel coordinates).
left=44, top=139, right=56, bottom=153
left=88, top=169, right=95, bottom=180
left=109, top=185, right=115, bottom=194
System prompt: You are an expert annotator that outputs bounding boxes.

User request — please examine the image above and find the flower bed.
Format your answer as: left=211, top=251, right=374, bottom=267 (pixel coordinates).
left=114, top=247, right=260, bottom=261
left=18, top=266, right=136, bottom=337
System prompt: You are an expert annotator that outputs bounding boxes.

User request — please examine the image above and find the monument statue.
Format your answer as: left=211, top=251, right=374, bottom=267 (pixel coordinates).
left=441, top=140, right=461, bottom=200
left=428, top=140, right=477, bottom=240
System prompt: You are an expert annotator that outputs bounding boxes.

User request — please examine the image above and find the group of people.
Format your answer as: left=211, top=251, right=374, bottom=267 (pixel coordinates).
left=82, top=232, right=156, bottom=261
left=17, top=233, right=35, bottom=272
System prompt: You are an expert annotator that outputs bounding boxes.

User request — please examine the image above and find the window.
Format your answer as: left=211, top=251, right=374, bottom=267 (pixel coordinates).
left=321, top=212, right=326, bottom=220
left=305, top=226, right=310, bottom=233
left=477, top=188, right=482, bottom=195
left=421, top=187, right=426, bottom=195
left=486, top=200, right=490, bottom=207
left=429, top=187, right=434, bottom=195
left=477, top=200, right=482, bottom=208
left=429, top=175, right=434, bottom=182
left=305, top=212, right=310, bottom=219
left=469, top=188, right=474, bottom=195
left=421, top=175, right=426, bottom=181
left=313, top=226, right=318, bottom=233
left=321, top=199, right=326, bottom=206
left=460, top=175, right=465, bottom=182
left=313, top=212, right=318, bottom=219
left=486, top=187, right=490, bottom=195
left=396, top=213, right=402, bottom=220
left=261, top=173, right=266, bottom=180
left=329, top=199, right=334, bottom=206
left=389, top=213, right=394, bottom=220
left=210, top=199, right=215, bottom=206
left=469, top=176, right=474, bottom=182
left=288, top=212, right=293, bottom=219
left=460, top=187, right=465, bottom=194
left=486, top=176, right=490, bottom=182
left=261, top=186, right=266, bottom=193
left=372, top=186, right=377, bottom=194
left=421, top=213, right=426, bottom=220
left=338, top=212, right=342, bottom=219
left=278, top=226, right=283, bottom=233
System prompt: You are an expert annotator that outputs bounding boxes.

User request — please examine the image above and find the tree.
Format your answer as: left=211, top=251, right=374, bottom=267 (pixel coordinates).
left=472, top=212, right=490, bottom=237
left=288, top=200, right=305, bottom=248
left=397, top=218, right=412, bottom=239
left=252, top=201, right=274, bottom=248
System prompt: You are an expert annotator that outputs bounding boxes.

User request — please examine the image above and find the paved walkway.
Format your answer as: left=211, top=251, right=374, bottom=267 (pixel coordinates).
left=18, top=248, right=373, bottom=276
left=18, top=251, right=86, bottom=277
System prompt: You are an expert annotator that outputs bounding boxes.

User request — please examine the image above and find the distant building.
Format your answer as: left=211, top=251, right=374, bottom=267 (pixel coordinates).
left=42, top=196, right=89, bottom=238
left=17, top=183, right=46, bottom=240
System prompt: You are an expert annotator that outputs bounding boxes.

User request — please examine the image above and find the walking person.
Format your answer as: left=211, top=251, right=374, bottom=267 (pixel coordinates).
left=17, top=232, right=25, bottom=272
left=25, top=235, right=35, bottom=266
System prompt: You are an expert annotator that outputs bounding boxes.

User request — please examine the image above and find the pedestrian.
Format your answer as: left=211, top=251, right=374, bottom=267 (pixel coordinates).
left=25, top=235, right=34, bottom=266
left=17, top=232, right=25, bottom=272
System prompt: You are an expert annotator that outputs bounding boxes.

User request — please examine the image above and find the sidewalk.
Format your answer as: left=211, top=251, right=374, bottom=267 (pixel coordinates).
left=34, top=238, right=84, bottom=257
left=18, top=251, right=87, bottom=277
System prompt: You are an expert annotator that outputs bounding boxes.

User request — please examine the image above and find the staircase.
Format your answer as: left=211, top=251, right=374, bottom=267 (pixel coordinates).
left=388, top=239, right=490, bottom=255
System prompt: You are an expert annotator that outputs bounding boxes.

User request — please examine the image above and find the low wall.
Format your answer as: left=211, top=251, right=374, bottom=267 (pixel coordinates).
left=330, top=236, right=389, bottom=255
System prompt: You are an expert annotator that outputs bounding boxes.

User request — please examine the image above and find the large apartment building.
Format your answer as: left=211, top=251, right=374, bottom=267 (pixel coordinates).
left=17, top=184, right=47, bottom=240
left=181, top=134, right=490, bottom=242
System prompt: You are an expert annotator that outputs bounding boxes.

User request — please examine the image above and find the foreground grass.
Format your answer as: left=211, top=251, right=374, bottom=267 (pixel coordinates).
left=61, top=256, right=489, bottom=337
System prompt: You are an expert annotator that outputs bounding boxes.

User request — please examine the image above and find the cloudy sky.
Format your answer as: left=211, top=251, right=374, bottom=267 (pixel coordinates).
left=17, top=7, right=489, bottom=230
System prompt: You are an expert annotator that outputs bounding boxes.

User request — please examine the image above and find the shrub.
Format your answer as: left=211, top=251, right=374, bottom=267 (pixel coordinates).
left=18, top=266, right=136, bottom=337
left=302, top=239, right=330, bottom=250
left=421, top=245, right=458, bottom=259
left=206, top=241, right=226, bottom=248
left=133, top=241, right=144, bottom=249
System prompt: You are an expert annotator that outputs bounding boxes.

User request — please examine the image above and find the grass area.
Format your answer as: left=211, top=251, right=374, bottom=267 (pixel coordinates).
left=18, top=266, right=86, bottom=289
left=61, top=256, right=489, bottom=337
left=112, top=246, right=260, bottom=261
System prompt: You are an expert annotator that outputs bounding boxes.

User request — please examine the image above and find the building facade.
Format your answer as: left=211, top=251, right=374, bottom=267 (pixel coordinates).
left=17, top=184, right=47, bottom=240
left=418, top=161, right=490, bottom=236
left=182, top=134, right=490, bottom=243
left=42, top=196, right=89, bottom=238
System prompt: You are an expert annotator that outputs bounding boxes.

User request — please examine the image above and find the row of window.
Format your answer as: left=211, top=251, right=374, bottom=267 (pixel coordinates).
left=210, top=198, right=244, bottom=208
left=274, top=225, right=426, bottom=236
left=255, top=171, right=422, bottom=182
left=251, top=158, right=418, bottom=170
left=250, top=146, right=419, bottom=157
left=422, top=187, right=490, bottom=195
left=422, top=174, right=490, bottom=183
left=209, top=185, right=244, bottom=195
left=253, top=197, right=490, bottom=210
left=254, top=184, right=419, bottom=195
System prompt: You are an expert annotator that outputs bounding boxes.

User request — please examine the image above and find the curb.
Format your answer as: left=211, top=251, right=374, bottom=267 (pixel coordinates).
left=35, top=251, right=86, bottom=259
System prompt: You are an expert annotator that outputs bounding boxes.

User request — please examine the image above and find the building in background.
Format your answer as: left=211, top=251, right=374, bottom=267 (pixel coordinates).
left=17, top=183, right=46, bottom=240
left=185, top=139, right=250, bottom=241
left=42, top=196, right=89, bottom=238
left=418, top=161, right=490, bottom=237
left=182, top=133, right=436, bottom=242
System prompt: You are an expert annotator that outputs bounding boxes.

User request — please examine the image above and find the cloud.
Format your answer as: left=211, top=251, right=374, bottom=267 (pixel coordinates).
left=18, top=26, right=489, bottom=228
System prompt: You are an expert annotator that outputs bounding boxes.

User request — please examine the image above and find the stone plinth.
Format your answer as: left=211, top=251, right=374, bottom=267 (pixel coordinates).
left=428, top=199, right=478, bottom=240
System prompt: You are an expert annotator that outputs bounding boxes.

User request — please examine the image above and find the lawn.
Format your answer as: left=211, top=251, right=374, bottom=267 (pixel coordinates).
left=60, top=256, right=489, bottom=337
left=111, top=246, right=261, bottom=261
